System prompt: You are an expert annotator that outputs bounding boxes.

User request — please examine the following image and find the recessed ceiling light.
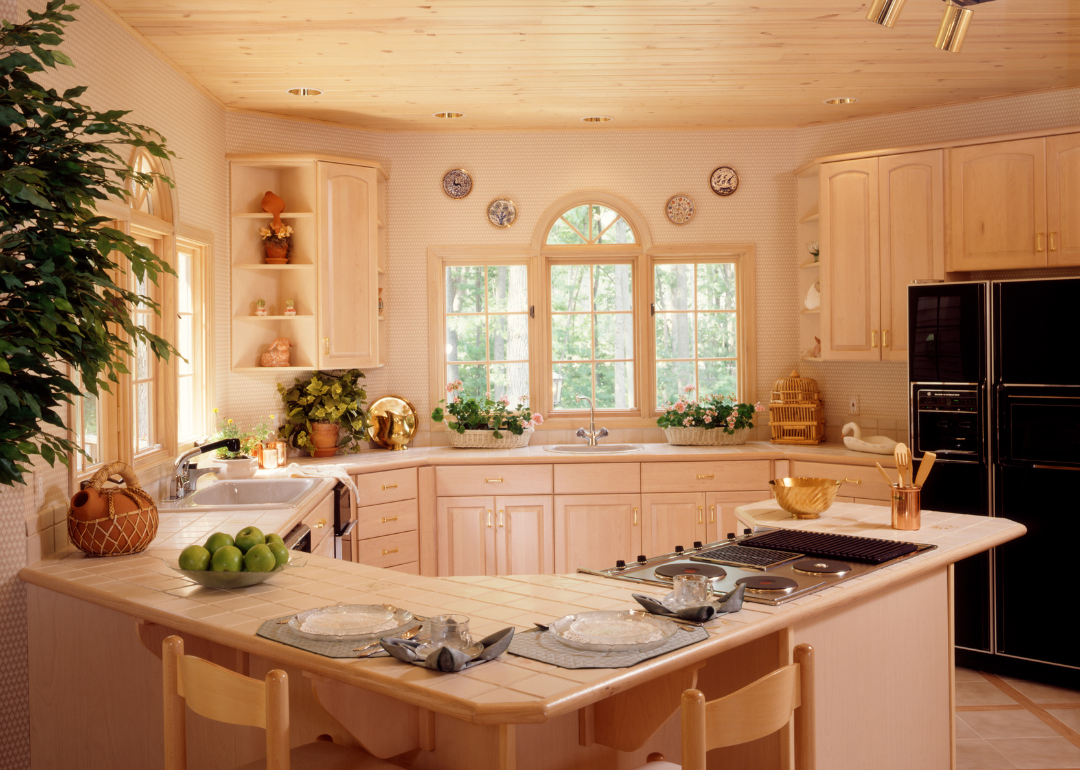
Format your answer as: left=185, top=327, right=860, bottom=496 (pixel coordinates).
left=581, top=116, right=613, bottom=123
left=287, top=87, right=323, bottom=97
left=824, top=97, right=859, bottom=105
left=432, top=112, right=465, bottom=119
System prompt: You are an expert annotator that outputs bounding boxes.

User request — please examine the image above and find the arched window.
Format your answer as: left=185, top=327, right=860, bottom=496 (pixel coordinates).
left=546, top=203, right=635, bottom=245
left=128, top=149, right=171, bottom=221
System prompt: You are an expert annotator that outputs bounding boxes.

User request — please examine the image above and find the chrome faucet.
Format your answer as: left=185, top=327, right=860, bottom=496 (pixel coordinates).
left=167, top=438, right=240, bottom=501
left=574, top=395, right=609, bottom=447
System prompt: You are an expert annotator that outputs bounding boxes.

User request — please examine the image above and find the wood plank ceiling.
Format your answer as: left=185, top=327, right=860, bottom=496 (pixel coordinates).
left=101, top=0, right=1080, bottom=131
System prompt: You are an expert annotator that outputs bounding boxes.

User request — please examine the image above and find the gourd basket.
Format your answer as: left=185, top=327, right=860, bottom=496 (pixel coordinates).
left=446, top=428, right=533, bottom=450
left=67, top=461, right=158, bottom=556
left=768, top=370, right=825, bottom=445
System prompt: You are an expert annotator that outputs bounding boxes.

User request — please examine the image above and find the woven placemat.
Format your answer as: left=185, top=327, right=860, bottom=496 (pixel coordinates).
left=507, top=625, right=708, bottom=669
left=257, top=614, right=424, bottom=659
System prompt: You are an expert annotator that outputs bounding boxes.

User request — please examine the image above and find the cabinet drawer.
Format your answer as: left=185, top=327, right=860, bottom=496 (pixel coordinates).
left=303, top=494, right=335, bottom=551
left=357, top=499, right=418, bottom=540
left=387, top=561, right=419, bottom=575
left=641, top=461, right=771, bottom=493
left=354, top=468, right=417, bottom=506
left=792, top=461, right=889, bottom=501
left=555, top=463, right=640, bottom=494
left=436, top=464, right=552, bottom=496
left=312, top=532, right=336, bottom=559
left=358, top=531, right=419, bottom=568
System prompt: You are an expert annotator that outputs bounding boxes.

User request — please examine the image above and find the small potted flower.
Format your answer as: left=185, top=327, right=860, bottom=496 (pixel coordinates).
left=284, top=298, right=296, bottom=316
left=254, top=298, right=267, bottom=316
left=432, top=381, right=539, bottom=449
left=260, top=223, right=293, bottom=264
left=210, top=410, right=275, bottom=477
left=657, top=386, right=765, bottom=446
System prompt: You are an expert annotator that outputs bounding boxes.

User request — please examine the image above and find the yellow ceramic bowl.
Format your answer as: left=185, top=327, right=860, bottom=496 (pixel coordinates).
left=769, top=477, right=861, bottom=519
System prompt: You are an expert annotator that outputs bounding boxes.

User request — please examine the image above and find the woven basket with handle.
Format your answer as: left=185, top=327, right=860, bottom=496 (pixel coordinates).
left=67, top=461, right=159, bottom=556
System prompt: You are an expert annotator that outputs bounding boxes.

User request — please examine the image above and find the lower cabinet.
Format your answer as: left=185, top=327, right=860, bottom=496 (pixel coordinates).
left=553, top=494, right=642, bottom=573
left=435, top=495, right=554, bottom=576
left=642, top=493, right=707, bottom=556
left=706, top=491, right=776, bottom=542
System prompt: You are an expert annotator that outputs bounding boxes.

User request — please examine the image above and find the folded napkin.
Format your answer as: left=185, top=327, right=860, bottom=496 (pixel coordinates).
left=632, top=583, right=746, bottom=623
left=380, top=628, right=515, bottom=672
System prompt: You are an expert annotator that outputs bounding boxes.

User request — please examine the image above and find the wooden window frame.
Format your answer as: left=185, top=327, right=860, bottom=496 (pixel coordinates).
left=174, top=233, right=213, bottom=451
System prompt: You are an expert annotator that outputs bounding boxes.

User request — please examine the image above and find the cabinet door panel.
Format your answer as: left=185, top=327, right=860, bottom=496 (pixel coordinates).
left=879, top=151, right=945, bottom=361
left=553, top=495, right=641, bottom=573
left=947, top=138, right=1047, bottom=271
left=495, top=496, right=554, bottom=576
left=435, top=496, right=495, bottom=577
left=643, top=493, right=706, bottom=556
left=705, top=491, right=775, bottom=543
left=318, top=162, right=379, bottom=368
left=820, top=158, right=881, bottom=360
left=1047, top=133, right=1080, bottom=267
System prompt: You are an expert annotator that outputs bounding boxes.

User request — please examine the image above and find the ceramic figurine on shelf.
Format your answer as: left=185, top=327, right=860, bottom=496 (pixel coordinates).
left=284, top=299, right=296, bottom=316
left=378, top=288, right=384, bottom=315
left=811, top=337, right=821, bottom=359
left=807, top=241, right=820, bottom=263
left=804, top=282, right=820, bottom=310
left=842, top=422, right=898, bottom=455
left=259, top=190, right=293, bottom=264
left=254, top=298, right=267, bottom=316
left=260, top=337, right=292, bottom=367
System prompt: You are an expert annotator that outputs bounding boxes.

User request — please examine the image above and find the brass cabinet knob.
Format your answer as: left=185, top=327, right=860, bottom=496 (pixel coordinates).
left=1036, top=232, right=1045, bottom=253
left=382, top=547, right=398, bottom=556
left=486, top=509, right=493, bottom=527
left=314, top=518, right=327, bottom=529
left=380, top=516, right=398, bottom=523
left=1050, top=232, right=1058, bottom=252
left=381, top=483, right=398, bottom=490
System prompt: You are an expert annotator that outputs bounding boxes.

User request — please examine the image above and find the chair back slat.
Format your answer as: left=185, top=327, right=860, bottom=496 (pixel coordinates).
left=701, top=664, right=800, bottom=750
left=176, top=652, right=268, bottom=729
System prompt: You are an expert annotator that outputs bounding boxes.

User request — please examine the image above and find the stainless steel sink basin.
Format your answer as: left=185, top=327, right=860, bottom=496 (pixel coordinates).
left=176, top=478, right=322, bottom=509
left=543, top=444, right=644, bottom=454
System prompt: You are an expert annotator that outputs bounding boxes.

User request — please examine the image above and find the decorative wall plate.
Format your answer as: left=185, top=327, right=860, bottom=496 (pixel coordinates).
left=441, top=169, right=473, bottom=199
left=366, top=395, right=418, bottom=450
left=487, top=198, right=517, bottom=228
left=665, top=194, right=696, bottom=225
left=709, top=166, right=740, bottom=197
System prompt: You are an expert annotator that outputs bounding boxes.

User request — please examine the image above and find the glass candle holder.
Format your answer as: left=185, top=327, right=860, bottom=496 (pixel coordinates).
left=429, top=614, right=472, bottom=650
left=671, top=574, right=710, bottom=608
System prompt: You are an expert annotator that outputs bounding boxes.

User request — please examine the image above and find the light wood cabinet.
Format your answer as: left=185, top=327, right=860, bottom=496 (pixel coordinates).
left=553, top=494, right=642, bottom=573
left=436, top=496, right=496, bottom=577
left=642, top=493, right=706, bottom=556
left=947, top=138, right=1047, bottom=271
left=495, top=496, right=554, bottom=575
left=1047, top=133, right=1080, bottom=266
left=818, top=152, right=945, bottom=361
left=436, top=494, right=554, bottom=576
left=706, top=491, right=775, bottom=543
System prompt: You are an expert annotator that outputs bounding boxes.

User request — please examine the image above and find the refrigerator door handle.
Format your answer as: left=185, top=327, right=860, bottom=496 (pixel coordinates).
left=1032, top=464, right=1080, bottom=472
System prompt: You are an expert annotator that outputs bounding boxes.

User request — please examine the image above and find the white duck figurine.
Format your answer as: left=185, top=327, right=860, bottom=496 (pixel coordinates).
left=842, top=422, right=898, bottom=455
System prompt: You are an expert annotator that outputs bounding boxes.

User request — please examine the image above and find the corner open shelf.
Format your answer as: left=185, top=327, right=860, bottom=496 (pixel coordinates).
left=797, top=166, right=821, bottom=363
left=232, top=212, right=315, bottom=219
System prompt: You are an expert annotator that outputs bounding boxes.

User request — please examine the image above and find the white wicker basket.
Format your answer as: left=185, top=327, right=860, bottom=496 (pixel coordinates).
left=662, top=427, right=750, bottom=446
left=446, top=427, right=534, bottom=450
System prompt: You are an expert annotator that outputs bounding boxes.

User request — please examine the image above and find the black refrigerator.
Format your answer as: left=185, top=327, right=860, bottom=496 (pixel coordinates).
left=909, top=277, right=1080, bottom=686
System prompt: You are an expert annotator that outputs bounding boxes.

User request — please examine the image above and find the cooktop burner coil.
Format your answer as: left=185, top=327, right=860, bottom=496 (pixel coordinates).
left=735, top=575, right=799, bottom=594
left=653, top=563, right=728, bottom=581
left=791, top=558, right=852, bottom=575
left=691, top=544, right=802, bottom=570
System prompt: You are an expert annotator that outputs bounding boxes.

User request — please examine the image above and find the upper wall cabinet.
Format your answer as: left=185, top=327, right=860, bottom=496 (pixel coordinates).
left=1047, top=133, right=1080, bottom=267
left=228, top=154, right=387, bottom=373
left=947, top=138, right=1047, bottom=271
left=818, top=151, right=945, bottom=362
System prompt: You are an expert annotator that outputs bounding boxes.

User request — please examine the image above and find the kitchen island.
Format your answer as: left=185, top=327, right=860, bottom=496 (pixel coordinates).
left=21, top=498, right=1023, bottom=770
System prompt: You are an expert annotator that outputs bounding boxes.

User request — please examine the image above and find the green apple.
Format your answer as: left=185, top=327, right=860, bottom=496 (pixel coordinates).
left=210, top=545, right=243, bottom=572
left=234, top=526, right=265, bottom=554
left=203, top=532, right=234, bottom=555
left=266, top=540, right=289, bottom=567
left=265, top=532, right=284, bottom=546
left=178, top=544, right=210, bottom=571
left=244, top=543, right=277, bottom=573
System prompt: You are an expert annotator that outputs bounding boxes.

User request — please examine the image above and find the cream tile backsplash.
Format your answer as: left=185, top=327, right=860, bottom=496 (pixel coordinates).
left=2, top=0, right=1079, bottom=763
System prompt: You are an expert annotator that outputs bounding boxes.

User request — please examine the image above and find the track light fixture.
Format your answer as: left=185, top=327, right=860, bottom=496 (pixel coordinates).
left=866, top=0, right=908, bottom=28
left=934, top=1, right=975, bottom=52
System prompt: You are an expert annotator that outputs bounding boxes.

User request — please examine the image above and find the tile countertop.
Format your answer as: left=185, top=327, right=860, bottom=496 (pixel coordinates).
left=19, top=502, right=1024, bottom=726
left=286, top=440, right=904, bottom=473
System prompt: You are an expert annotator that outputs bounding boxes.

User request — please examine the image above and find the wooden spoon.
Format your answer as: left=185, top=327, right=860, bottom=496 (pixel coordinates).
left=875, top=462, right=896, bottom=487
left=914, top=451, right=937, bottom=488
left=894, top=443, right=911, bottom=488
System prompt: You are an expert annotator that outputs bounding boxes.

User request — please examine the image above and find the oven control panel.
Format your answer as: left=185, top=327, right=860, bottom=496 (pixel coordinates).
left=913, top=387, right=982, bottom=458
left=917, top=390, right=978, bottom=413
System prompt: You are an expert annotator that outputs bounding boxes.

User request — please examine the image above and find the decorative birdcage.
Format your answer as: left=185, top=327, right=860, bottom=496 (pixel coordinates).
left=769, top=370, right=825, bottom=445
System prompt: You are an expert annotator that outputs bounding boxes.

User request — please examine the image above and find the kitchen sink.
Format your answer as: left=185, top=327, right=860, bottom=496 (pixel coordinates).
left=543, top=444, right=644, bottom=454
left=175, top=478, right=322, bottom=509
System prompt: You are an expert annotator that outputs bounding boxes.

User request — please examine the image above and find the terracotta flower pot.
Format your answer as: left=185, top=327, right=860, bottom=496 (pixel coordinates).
left=310, top=422, right=339, bottom=457
left=263, top=241, right=289, bottom=264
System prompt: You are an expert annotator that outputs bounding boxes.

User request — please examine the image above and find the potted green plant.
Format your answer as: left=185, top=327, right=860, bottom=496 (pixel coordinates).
left=657, top=386, right=765, bottom=446
left=277, top=370, right=367, bottom=457
left=0, top=2, right=178, bottom=486
left=431, top=381, right=539, bottom=449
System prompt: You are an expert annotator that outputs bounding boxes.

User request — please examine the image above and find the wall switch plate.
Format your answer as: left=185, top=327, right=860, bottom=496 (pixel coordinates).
left=848, top=396, right=860, bottom=415
left=34, top=470, right=45, bottom=510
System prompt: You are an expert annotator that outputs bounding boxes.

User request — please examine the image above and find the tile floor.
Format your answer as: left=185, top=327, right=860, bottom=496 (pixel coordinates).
left=956, top=667, right=1080, bottom=769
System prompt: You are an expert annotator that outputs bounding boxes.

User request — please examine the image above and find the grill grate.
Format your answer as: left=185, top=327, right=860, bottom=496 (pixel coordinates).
left=743, top=530, right=918, bottom=565
left=692, top=544, right=802, bottom=570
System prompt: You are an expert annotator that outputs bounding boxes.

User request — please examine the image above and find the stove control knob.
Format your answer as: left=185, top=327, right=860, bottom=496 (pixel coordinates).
left=743, top=528, right=753, bottom=536
left=675, top=545, right=684, bottom=553
left=637, top=554, right=648, bottom=564
left=616, top=559, right=626, bottom=569
left=726, top=532, right=736, bottom=540
left=693, top=541, right=703, bottom=549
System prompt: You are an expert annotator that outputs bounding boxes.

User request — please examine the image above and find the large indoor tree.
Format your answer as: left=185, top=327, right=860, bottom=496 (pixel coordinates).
left=0, top=1, right=177, bottom=485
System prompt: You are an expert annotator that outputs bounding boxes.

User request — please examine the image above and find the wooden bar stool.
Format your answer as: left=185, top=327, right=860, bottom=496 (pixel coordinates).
left=634, top=643, right=815, bottom=770
left=163, top=635, right=399, bottom=770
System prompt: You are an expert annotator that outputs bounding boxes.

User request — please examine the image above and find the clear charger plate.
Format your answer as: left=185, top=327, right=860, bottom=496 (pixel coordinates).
left=288, top=604, right=414, bottom=642
left=163, top=554, right=305, bottom=589
left=660, top=591, right=723, bottom=614
left=549, top=610, right=678, bottom=652
left=413, top=641, right=483, bottom=659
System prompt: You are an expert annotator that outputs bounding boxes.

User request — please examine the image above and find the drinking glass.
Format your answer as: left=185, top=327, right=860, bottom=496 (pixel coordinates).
left=429, top=614, right=472, bottom=650
left=671, top=574, right=710, bottom=608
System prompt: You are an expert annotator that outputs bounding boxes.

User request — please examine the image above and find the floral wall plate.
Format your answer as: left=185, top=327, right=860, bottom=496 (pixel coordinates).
left=442, top=168, right=473, bottom=199
left=665, top=194, right=696, bottom=225
left=710, top=166, right=740, bottom=197
left=487, top=198, right=517, bottom=228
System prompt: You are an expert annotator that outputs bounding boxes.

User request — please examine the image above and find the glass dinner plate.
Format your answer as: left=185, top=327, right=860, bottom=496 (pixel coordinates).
left=548, top=610, right=678, bottom=652
left=288, top=604, right=414, bottom=642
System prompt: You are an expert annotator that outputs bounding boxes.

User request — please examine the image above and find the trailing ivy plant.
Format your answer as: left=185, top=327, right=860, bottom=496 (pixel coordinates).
left=278, top=369, right=368, bottom=456
left=0, top=1, right=178, bottom=485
